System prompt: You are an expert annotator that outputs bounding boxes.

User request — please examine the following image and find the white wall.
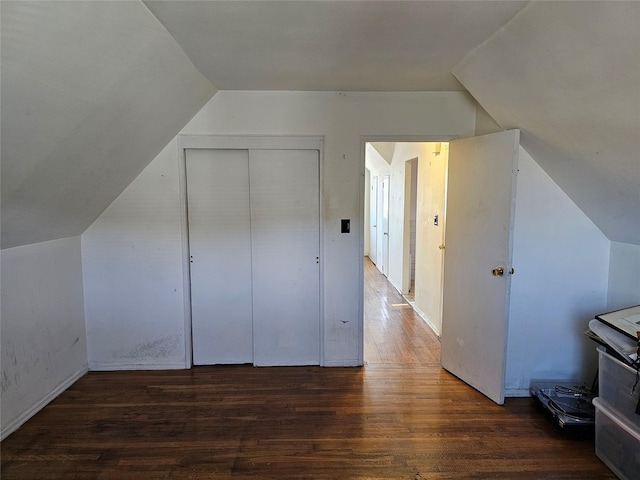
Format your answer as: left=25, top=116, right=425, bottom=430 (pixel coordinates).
left=474, top=104, right=502, bottom=137
left=412, top=143, right=449, bottom=335
left=607, top=242, right=640, bottom=310
left=82, top=140, right=187, bottom=370
left=82, top=91, right=476, bottom=368
left=505, top=147, right=610, bottom=396
left=1, top=237, right=87, bottom=439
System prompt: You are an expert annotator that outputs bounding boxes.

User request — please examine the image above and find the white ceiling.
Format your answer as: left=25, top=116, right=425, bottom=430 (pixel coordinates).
left=453, top=1, right=640, bottom=244
left=141, top=0, right=640, bottom=244
left=2, top=1, right=638, bottom=248
left=144, top=0, right=527, bottom=91
left=1, top=1, right=216, bottom=248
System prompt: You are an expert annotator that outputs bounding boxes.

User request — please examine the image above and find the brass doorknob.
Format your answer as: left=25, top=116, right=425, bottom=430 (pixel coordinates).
left=492, top=267, right=514, bottom=276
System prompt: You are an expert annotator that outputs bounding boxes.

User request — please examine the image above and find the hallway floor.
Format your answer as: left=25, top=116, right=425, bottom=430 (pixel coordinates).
left=364, top=257, right=439, bottom=366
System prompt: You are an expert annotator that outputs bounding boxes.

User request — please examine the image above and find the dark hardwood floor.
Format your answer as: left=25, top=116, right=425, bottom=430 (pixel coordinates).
left=1, top=258, right=613, bottom=479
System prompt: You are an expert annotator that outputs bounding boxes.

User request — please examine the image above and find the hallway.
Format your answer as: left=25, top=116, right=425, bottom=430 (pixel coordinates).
left=364, top=257, right=440, bottom=366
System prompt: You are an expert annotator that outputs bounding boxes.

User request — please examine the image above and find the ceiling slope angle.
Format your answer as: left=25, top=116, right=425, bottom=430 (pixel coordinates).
left=1, top=1, right=217, bottom=249
left=452, top=1, right=640, bottom=245
left=370, top=143, right=396, bottom=165
left=144, top=0, right=527, bottom=91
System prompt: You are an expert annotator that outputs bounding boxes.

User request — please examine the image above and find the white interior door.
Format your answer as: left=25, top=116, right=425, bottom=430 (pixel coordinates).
left=369, top=176, right=378, bottom=264
left=186, top=149, right=253, bottom=365
left=249, top=149, right=320, bottom=366
left=379, top=175, right=390, bottom=277
left=440, top=130, right=520, bottom=405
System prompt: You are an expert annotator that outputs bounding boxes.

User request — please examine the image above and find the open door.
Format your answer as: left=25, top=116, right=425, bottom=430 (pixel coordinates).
left=440, top=130, right=519, bottom=405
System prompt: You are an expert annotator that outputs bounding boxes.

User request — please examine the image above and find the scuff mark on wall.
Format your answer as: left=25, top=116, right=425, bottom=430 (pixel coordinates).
left=1, top=370, right=12, bottom=393
left=2, top=236, right=88, bottom=439
left=111, top=334, right=180, bottom=360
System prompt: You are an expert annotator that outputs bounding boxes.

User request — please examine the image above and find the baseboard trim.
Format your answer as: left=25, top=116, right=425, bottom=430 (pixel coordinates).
left=323, top=360, right=361, bottom=367
left=505, top=388, right=531, bottom=398
left=408, top=303, right=441, bottom=338
left=1, top=365, right=89, bottom=441
left=88, top=362, right=187, bottom=371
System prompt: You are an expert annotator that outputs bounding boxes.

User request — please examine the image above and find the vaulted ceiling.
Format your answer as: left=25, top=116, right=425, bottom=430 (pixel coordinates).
left=143, top=0, right=527, bottom=91
left=2, top=1, right=638, bottom=248
left=1, top=1, right=216, bottom=248
left=453, top=1, right=640, bottom=244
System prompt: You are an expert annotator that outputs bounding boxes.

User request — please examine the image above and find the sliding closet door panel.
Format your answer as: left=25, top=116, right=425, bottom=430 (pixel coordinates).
left=186, top=149, right=253, bottom=365
left=249, top=149, right=320, bottom=366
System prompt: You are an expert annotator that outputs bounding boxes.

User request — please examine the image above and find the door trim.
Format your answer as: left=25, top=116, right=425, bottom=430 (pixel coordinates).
left=178, top=135, right=325, bottom=368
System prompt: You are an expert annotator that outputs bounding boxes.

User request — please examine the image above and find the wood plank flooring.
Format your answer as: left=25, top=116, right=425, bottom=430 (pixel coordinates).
left=364, top=258, right=439, bottom=366
left=1, top=259, right=614, bottom=479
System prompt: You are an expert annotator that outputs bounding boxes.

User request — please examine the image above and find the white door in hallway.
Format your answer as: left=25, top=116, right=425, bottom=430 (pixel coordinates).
left=379, top=175, right=390, bottom=277
left=369, top=176, right=378, bottom=265
left=186, top=149, right=253, bottom=365
left=249, top=149, right=320, bottom=366
left=440, top=130, right=520, bottom=405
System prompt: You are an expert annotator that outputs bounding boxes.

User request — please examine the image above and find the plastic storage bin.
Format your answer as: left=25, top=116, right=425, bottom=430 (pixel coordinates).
left=593, top=398, right=640, bottom=480
left=597, top=346, right=640, bottom=430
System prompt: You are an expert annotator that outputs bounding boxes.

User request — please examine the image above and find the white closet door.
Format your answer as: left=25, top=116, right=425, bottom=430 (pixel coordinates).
left=186, top=149, right=254, bottom=365
left=249, top=149, right=320, bottom=366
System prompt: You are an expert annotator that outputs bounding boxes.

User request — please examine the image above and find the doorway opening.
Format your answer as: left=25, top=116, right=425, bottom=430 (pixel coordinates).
left=363, top=141, right=449, bottom=364
left=403, top=157, right=418, bottom=300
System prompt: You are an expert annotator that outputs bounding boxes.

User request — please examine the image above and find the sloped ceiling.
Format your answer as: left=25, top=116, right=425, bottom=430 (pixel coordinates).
left=2, top=1, right=637, bottom=249
left=1, top=1, right=216, bottom=248
left=453, top=1, right=640, bottom=244
left=370, top=143, right=396, bottom=165
left=143, top=0, right=527, bottom=91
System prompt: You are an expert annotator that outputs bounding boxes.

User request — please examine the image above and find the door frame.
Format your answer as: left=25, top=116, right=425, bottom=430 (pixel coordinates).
left=402, top=157, right=418, bottom=295
left=178, top=135, right=325, bottom=368
left=358, top=135, right=456, bottom=365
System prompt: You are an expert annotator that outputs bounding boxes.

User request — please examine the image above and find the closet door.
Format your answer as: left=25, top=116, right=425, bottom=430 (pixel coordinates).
left=249, top=149, right=320, bottom=366
left=186, top=149, right=253, bottom=365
